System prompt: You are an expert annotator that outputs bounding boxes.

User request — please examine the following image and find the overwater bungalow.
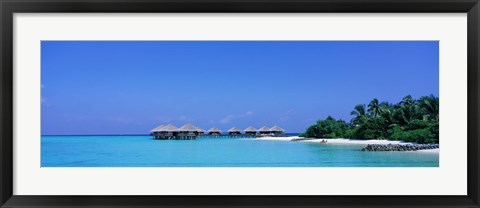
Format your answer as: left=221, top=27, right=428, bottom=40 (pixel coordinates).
left=258, top=126, right=272, bottom=136
left=228, top=127, right=241, bottom=136
left=197, top=128, right=206, bottom=136
left=270, top=125, right=285, bottom=136
left=244, top=127, right=257, bottom=136
left=178, top=123, right=201, bottom=140
left=150, top=124, right=164, bottom=136
left=208, top=127, right=222, bottom=136
left=155, top=124, right=179, bottom=140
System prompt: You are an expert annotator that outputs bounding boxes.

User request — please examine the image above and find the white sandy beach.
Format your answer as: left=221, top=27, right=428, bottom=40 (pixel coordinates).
left=255, top=136, right=412, bottom=144
left=254, top=136, right=297, bottom=141
left=253, top=136, right=439, bottom=153
left=304, top=138, right=411, bottom=145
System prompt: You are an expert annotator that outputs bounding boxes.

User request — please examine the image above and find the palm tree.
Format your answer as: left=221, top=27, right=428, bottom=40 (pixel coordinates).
left=397, top=95, right=420, bottom=124
left=368, top=98, right=380, bottom=117
left=379, top=101, right=395, bottom=124
left=351, top=104, right=368, bottom=126
left=400, top=95, right=415, bottom=106
left=418, top=94, right=439, bottom=120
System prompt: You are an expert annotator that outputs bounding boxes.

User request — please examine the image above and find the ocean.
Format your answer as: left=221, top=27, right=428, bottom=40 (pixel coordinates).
left=41, top=135, right=439, bottom=167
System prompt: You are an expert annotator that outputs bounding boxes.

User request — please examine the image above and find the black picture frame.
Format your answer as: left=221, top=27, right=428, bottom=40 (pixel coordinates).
left=1, top=0, right=479, bottom=207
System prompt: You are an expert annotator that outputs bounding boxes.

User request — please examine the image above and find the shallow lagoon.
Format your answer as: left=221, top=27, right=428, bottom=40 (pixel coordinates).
left=41, top=135, right=439, bottom=167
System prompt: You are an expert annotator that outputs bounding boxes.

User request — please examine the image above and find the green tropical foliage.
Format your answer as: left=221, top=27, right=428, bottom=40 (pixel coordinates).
left=299, top=116, right=348, bottom=138
left=350, top=104, right=368, bottom=126
left=367, top=98, right=380, bottom=117
left=300, top=95, right=439, bottom=144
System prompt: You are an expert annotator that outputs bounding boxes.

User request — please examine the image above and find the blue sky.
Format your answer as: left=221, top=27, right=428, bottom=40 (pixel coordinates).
left=41, top=41, right=439, bottom=135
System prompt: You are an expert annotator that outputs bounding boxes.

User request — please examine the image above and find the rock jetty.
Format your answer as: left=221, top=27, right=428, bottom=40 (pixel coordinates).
left=361, top=143, right=439, bottom=151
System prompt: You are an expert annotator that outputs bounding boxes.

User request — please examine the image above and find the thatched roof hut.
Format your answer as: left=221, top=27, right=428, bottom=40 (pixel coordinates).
left=208, top=127, right=221, bottom=133
left=270, top=125, right=285, bottom=136
left=258, top=126, right=271, bottom=133
left=270, top=125, right=285, bottom=132
left=228, top=127, right=241, bottom=132
left=196, top=127, right=206, bottom=136
left=179, top=123, right=201, bottom=132
left=178, top=123, right=200, bottom=137
left=208, top=127, right=222, bottom=136
left=244, top=126, right=257, bottom=135
left=150, top=124, right=164, bottom=133
left=244, top=127, right=257, bottom=132
left=158, top=124, right=179, bottom=132
left=228, top=127, right=241, bottom=135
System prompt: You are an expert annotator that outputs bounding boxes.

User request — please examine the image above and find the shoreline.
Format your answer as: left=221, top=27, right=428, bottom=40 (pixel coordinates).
left=253, top=136, right=439, bottom=153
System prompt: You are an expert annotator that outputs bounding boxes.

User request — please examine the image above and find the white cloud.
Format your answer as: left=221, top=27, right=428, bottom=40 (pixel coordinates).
left=238, top=111, right=254, bottom=118
left=219, top=111, right=253, bottom=124
left=219, top=115, right=235, bottom=124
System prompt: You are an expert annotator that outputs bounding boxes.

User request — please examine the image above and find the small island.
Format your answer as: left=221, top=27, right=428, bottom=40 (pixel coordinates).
left=295, top=94, right=439, bottom=151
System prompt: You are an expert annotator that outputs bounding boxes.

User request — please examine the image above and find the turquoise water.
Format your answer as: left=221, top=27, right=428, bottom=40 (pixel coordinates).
left=41, top=135, right=439, bottom=167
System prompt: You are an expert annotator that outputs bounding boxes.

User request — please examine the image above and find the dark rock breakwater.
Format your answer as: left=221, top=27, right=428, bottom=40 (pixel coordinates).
left=362, top=144, right=439, bottom=151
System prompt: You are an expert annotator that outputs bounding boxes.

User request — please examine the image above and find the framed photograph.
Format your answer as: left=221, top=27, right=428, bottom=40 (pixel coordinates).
left=1, top=0, right=479, bottom=207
